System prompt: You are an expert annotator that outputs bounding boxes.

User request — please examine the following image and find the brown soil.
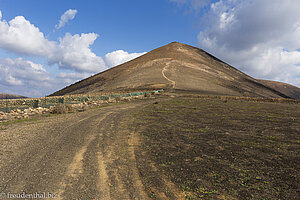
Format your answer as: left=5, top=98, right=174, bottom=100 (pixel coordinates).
left=50, top=42, right=289, bottom=100
left=0, top=99, right=156, bottom=200
left=133, top=95, right=300, bottom=199
left=259, top=79, right=300, bottom=100
left=0, top=94, right=299, bottom=200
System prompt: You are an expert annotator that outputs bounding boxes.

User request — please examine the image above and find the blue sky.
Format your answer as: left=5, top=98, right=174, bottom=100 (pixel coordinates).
left=0, top=0, right=300, bottom=97
left=1, top=0, right=202, bottom=55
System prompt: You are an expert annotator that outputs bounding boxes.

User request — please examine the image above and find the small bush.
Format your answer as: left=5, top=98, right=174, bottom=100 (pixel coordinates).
left=52, top=104, right=72, bottom=114
left=144, top=93, right=151, bottom=97
left=115, top=97, right=122, bottom=102
left=77, top=105, right=88, bottom=112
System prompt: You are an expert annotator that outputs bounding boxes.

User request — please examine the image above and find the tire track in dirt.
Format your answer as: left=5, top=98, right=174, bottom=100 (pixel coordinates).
left=54, top=102, right=155, bottom=199
left=0, top=112, right=95, bottom=194
left=97, top=151, right=111, bottom=199
left=96, top=106, right=149, bottom=200
left=56, top=112, right=112, bottom=200
left=1, top=98, right=187, bottom=200
left=0, top=100, right=157, bottom=200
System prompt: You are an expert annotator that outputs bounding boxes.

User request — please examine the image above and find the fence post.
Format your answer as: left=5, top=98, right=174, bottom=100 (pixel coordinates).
left=45, top=96, right=47, bottom=108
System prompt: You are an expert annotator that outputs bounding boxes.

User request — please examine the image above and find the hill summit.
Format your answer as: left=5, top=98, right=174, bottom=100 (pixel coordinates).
left=51, top=42, right=289, bottom=98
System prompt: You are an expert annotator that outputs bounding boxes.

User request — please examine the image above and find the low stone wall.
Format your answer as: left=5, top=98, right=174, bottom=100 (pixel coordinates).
left=0, top=90, right=163, bottom=122
left=0, top=107, right=51, bottom=121
left=0, top=90, right=163, bottom=110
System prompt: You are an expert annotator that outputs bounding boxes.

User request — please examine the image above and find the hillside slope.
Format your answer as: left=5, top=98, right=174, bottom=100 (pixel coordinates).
left=0, top=93, right=27, bottom=99
left=259, top=80, right=300, bottom=100
left=50, top=42, right=289, bottom=99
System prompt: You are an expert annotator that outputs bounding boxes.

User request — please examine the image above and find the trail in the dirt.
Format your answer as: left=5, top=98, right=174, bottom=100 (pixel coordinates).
left=0, top=100, right=152, bottom=200
left=162, top=61, right=176, bottom=89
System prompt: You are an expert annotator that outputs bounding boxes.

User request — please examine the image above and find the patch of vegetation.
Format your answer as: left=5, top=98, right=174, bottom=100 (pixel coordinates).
left=0, top=117, right=38, bottom=126
left=134, top=96, right=300, bottom=199
left=51, top=104, right=76, bottom=114
left=0, top=113, right=55, bottom=130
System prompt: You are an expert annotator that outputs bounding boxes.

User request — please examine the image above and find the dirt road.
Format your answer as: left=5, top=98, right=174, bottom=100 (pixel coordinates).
left=0, top=100, right=153, bottom=200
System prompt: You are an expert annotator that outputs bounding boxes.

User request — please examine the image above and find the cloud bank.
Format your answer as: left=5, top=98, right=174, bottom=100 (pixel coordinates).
left=0, top=10, right=146, bottom=73
left=0, top=11, right=56, bottom=56
left=0, top=10, right=146, bottom=97
left=50, top=33, right=107, bottom=72
left=197, top=0, right=300, bottom=86
left=0, top=57, right=53, bottom=96
left=0, top=10, right=106, bottom=73
left=55, top=9, right=78, bottom=29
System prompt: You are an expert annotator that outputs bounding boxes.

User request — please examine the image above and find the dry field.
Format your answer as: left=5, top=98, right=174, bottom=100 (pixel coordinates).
left=133, top=95, right=300, bottom=199
left=0, top=93, right=299, bottom=200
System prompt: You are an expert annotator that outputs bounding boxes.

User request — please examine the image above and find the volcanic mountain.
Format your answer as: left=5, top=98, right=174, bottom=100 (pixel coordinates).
left=0, top=93, right=27, bottom=99
left=51, top=42, right=291, bottom=99
left=259, top=80, right=300, bottom=100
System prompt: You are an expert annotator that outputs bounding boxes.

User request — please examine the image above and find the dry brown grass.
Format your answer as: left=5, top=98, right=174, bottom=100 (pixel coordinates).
left=51, top=104, right=73, bottom=114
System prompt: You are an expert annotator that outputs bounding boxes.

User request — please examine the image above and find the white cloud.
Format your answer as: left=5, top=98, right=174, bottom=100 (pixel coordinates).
left=0, top=11, right=148, bottom=97
left=0, top=57, right=54, bottom=97
left=49, top=33, right=107, bottom=72
left=0, top=57, right=94, bottom=97
left=198, top=0, right=300, bottom=87
left=0, top=11, right=56, bottom=56
left=0, top=11, right=106, bottom=73
left=0, top=10, right=146, bottom=75
left=55, top=9, right=78, bottom=29
left=104, top=50, right=146, bottom=68
left=0, top=57, right=50, bottom=85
